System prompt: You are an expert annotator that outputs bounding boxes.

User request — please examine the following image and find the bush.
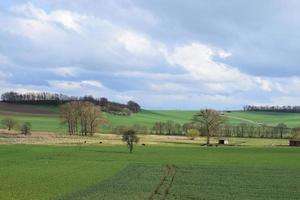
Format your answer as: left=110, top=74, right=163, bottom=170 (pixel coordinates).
left=293, top=132, right=300, bottom=140
left=186, top=129, right=200, bottom=140
left=20, top=122, right=31, bottom=135
left=1, top=118, right=18, bottom=131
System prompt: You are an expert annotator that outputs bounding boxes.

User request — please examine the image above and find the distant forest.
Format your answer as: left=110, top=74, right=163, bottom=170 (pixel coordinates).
left=1, top=91, right=141, bottom=115
left=243, top=105, right=300, bottom=113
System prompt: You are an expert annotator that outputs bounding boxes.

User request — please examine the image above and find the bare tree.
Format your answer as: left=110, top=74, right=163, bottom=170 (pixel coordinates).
left=60, top=101, right=80, bottom=135
left=192, top=109, right=225, bottom=145
left=60, top=101, right=105, bottom=136
left=152, top=122, right=165, bottom=135
left=85, top=103, right=104, bottom=135
left=122, top=129, right=139, bottom=153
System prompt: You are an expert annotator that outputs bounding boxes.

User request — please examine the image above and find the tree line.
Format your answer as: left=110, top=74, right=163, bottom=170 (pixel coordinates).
left=1, top=91, right=141, bottom=115
left=218, top=123, right=294, bottom=139
left=149, top=119, right=294, bottom=139
left=243, top=105, right=300, bottom=113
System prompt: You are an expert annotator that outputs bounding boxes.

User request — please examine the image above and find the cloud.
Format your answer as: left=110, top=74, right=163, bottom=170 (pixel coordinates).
left=50, top=67, right=79, bottom=77
left=48, top=80, right=104, bottom=90
left=165, top=42, right=277, bottom=93
left=165, top=43, right=243, bottom=82
left=2, top=1, right=300, bottom=109
left=13, top=2, right=86, bottom=33
left=81, top=80, right=103, bottom=88
left=218, top=50, right=232, bottom=59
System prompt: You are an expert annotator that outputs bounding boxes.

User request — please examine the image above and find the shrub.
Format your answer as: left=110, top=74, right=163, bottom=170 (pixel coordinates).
left=293, top=132, right=300, bottom=140
left=1, top=118, right=18, bottom=131
left=186, top=129, right=200, bottom=140
left=20, top=122, right=31, bottom=135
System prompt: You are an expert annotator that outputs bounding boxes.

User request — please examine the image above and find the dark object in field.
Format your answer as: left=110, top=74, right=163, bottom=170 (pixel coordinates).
left=99, top=141, right=102, bottom=144
left=20, top=122, right=31, bottom=135
left=84, top=141, right=87, bottom=144
left=289, top=140, right=300, bottom=147
left=219, top=139, right=229, bottom=145
left=142, top=143, right=146, bottom=146
left=122, top=129, right=139, bottom=153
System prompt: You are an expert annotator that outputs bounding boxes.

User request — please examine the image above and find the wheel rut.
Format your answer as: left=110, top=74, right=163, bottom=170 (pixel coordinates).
left=148, top=165, right=176, bottom=200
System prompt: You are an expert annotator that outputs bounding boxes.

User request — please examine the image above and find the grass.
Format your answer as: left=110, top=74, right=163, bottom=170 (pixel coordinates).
left=0, top=114, right=65, bottom=132
left=170, top=165, right=300, bottom=200
left=0, top=145, right=300, bottom=200
left=226, top=111, right=300, bottom=127
left=2, top=103, right=300, bottom=132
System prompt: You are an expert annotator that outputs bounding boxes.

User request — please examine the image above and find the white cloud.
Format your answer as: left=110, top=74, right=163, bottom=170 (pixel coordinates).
left=50, top=67, right=78, bottom=77
left=14, top=88, right=42, bottom=94
left=48, top=80, right=82, bottom=90
left=81, top=80, right=103, bottom=88
left=164, top=42, right=277, bottom=93
left=13, top=2, right=86, bottom=33
left=253, top=77, right=272, bottom=92
left=116, top=30, right=165, bottom=57
left=218, top=50, right=232, bottom=59
left=149, top=82, right=191, bottom=93
left=165, top=43, right=243, bottom=82
left=48, top=80, right=104, bottom=90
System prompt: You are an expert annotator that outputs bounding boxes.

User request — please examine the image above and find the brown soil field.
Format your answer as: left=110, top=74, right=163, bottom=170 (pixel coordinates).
left=0, top=102, right=56, bottom=115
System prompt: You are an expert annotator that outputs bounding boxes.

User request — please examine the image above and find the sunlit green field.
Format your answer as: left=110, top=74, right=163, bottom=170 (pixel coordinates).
left=1, top=104, right=300, bottom=133
left=0, top=145, right=299, bottom=200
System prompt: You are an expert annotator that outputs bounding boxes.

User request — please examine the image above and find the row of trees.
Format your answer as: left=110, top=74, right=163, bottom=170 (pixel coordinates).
left=1, top=118, right=31, bottom=135
left=151, top=120, right=188, bottom=135
left=243, top=105, right=300, bottom=113
left=60, top=101, right=105, bottom=136
left=149, top=111, right=295, bottom=143
left=219, top=123, right=293, bottom=139
left=1, top=92, right=141, bottom=115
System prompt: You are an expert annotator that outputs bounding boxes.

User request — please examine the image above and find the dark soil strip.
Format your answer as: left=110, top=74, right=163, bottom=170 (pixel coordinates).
left=0, top=102, right=57, bottom=115
left=148, top=165, right=176, bottom=200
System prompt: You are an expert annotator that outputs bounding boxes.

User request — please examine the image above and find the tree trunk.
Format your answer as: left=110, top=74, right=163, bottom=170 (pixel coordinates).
left=206, top=126, right=210, bottom=145
left=206, top=133, right=210, bottom=145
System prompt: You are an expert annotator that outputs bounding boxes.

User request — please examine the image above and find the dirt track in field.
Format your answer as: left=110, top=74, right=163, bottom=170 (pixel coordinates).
left=0, top=102, right=56, bottom=115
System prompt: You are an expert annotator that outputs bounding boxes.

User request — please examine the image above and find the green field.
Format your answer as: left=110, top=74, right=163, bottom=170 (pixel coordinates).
left=2, top=105, right=300, bottom=133
left=0, top=145, right=299, bottom=200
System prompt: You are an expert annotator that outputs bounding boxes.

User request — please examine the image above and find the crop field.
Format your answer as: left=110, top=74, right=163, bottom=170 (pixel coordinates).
left=225, top=111, right=300, bottom=127
left=0, top=145, right=300, bottom=200
left=2, top=103, right=300, bottom=133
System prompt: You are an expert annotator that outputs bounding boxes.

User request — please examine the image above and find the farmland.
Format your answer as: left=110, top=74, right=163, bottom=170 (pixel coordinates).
left=1, top=103, right=300, bottom=199
left=2, top=103, right=300, bottom=133
left=0, top=145, right=299, bottom=200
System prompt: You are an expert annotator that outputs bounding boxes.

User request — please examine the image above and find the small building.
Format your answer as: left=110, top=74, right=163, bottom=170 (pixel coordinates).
left=289, top=140, right=300, bottom=147
left=219, top=139, right=229, bottom=145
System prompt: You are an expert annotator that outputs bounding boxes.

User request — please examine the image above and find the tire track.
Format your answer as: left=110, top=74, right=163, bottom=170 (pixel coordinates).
left=148, top=165, right=176, bottom=200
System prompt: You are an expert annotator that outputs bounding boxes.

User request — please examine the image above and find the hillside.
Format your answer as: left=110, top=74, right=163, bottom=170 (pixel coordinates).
left=1, top=103, right=300, bottom=132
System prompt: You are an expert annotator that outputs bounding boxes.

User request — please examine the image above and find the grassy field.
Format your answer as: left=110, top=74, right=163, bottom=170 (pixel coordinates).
left=1, top=104, right=300, bottom=132
left=0, top=145, right=299, bottom=200
left=226, top=111, right=300, bottom=127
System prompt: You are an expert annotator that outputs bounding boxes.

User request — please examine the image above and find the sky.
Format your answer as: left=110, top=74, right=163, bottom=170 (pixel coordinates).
left=1, top=0, right=300, bottom=109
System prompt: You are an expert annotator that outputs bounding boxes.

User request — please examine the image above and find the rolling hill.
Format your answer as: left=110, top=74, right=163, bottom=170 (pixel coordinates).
left=1, top=102, right=300, bottom=132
